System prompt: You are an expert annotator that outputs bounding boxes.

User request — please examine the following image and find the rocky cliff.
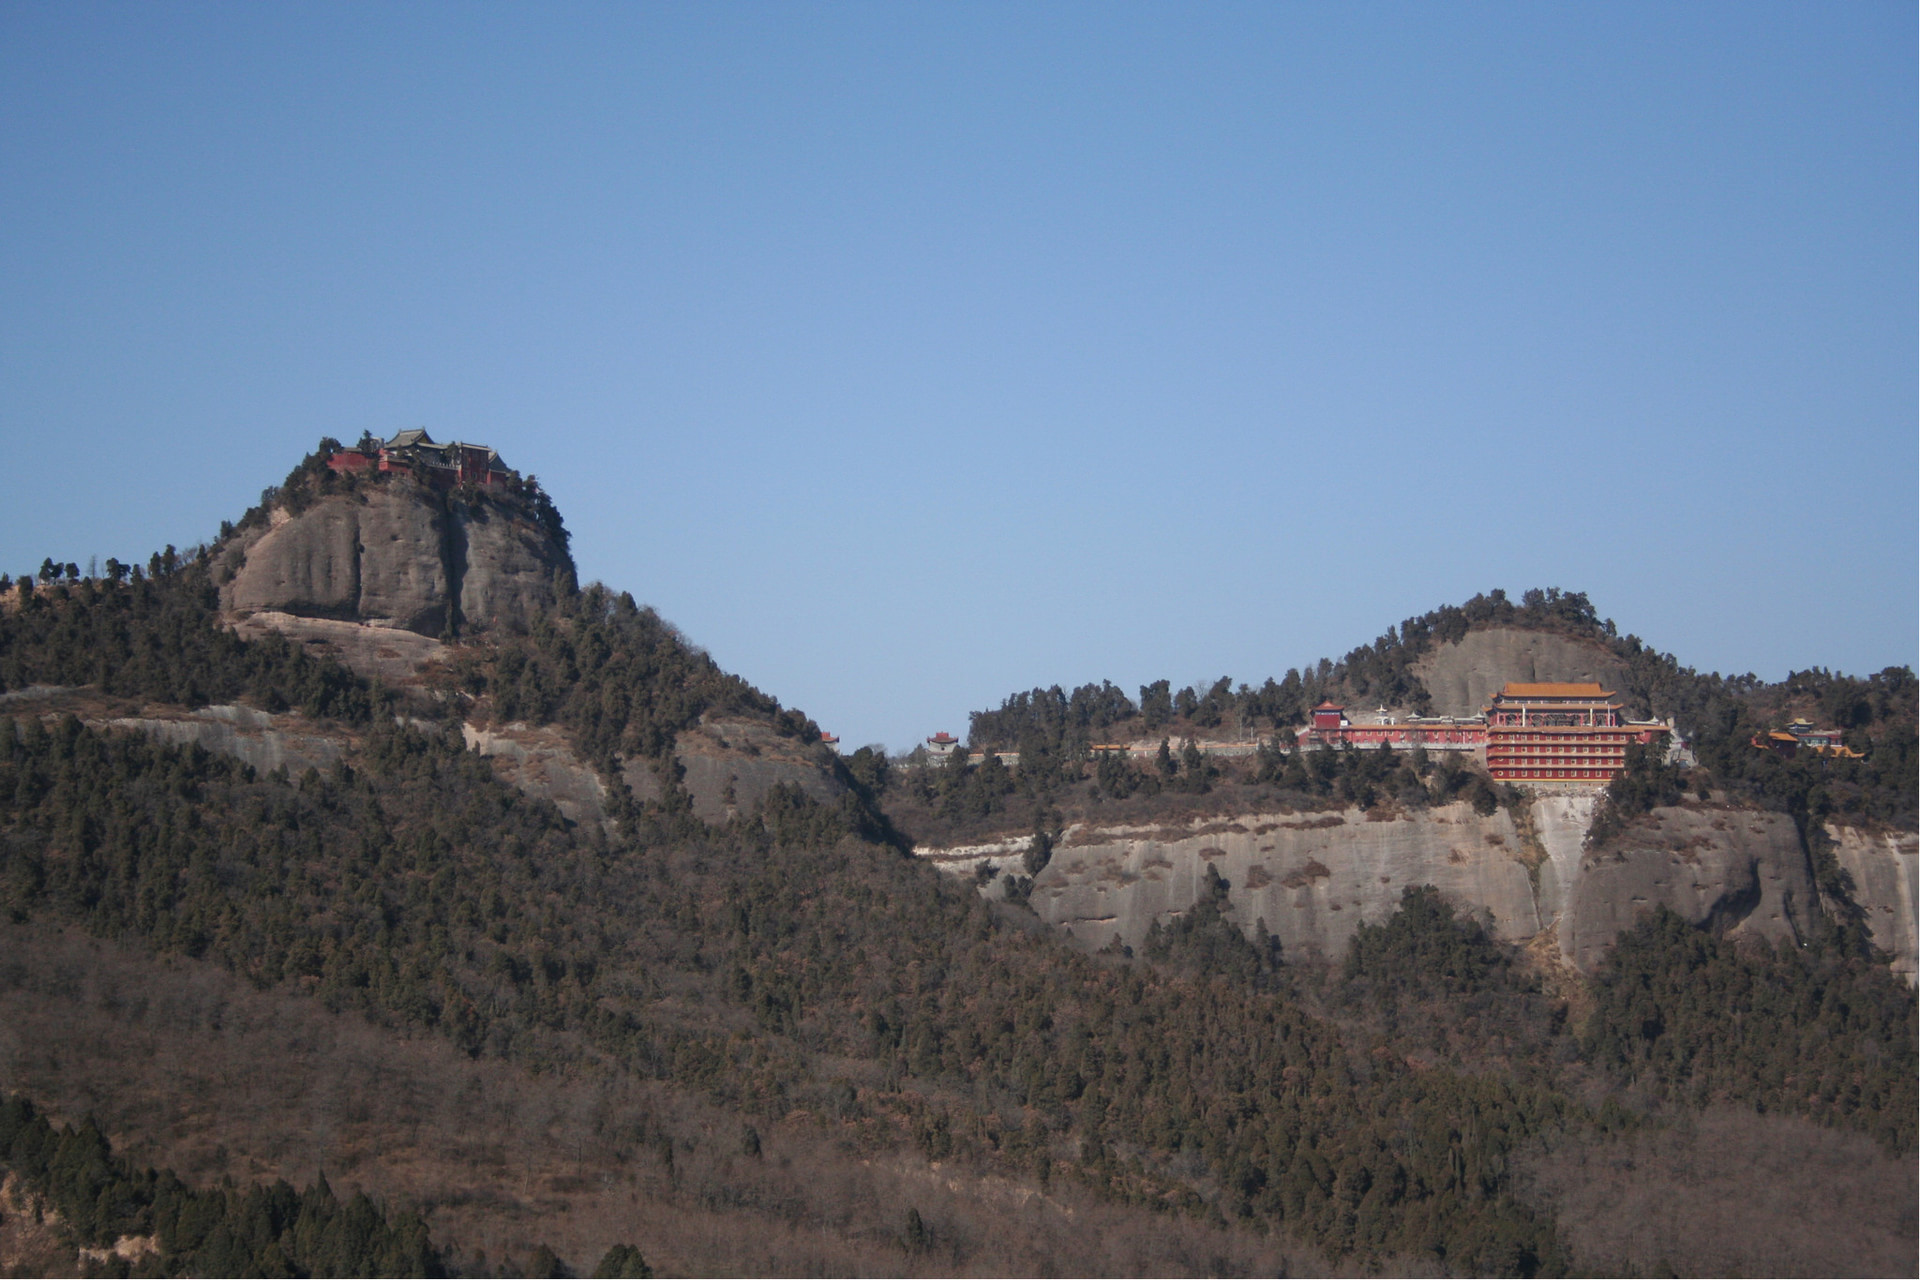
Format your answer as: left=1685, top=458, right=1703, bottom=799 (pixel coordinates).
left=218, top=482, right=571, bottom=638
left=919, top=797, right=1882, bottom=974
left=1829, top=824, right=1919, bottom=981
left=1415, top=626, right=1637, bottom=716
left=464, top=712, right=846, bottom=829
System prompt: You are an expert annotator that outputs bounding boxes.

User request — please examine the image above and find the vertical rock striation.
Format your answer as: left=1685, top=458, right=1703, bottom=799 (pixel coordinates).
left=221, top=481, right=571, bottom=638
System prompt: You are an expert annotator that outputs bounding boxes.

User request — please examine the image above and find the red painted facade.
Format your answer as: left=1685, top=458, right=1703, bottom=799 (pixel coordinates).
left=326, top=431, right=512, bottom=487
left=1483, top=683, right=1667, bottom=784
left=1291, top=684, right=1671, bottom=785
left=1296, top=705, right=1486, bottom=752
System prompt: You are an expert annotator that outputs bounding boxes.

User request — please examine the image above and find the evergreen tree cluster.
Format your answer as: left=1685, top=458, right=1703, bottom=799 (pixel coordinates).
left=1583, top=908, right=1918, bottom=1151
left=0, top=1093, right=442, bottom=1277
left=449, top=584, right=818, bottom=773
left=0, top=562, right=385, bottom=723
left=1344, top=886, right=1516, bottom=999
left=1140, top=864, right=1284, bottom=987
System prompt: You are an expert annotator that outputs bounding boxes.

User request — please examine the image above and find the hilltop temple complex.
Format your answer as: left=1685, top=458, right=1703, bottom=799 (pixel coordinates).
left=1296, top=681, right=1674, bottom=786
left=326, top=429, right=514, bottom=488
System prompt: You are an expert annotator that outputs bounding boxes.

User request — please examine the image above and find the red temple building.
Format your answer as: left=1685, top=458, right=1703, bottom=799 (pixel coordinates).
left=328, top=429, right=513, bottom=488
left=1295, top=702, right=1485, bottom=752
left=1483, top=682, right=1669, bottom=784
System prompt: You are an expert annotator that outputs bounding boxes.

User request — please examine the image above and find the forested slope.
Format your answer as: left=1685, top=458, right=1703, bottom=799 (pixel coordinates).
left=0, top=558, right=1913, bottom=1276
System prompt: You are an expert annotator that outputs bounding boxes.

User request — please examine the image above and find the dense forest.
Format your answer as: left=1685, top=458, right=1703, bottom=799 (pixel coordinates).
left=0, top=564, right=1913, bottom=1275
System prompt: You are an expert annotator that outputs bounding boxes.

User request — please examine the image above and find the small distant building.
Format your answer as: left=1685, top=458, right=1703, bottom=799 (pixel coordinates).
left=926, top=731, right=960, bottom=759
left=327, top=429, right=513, bottom=488
left=1751, top=718, right=1864, bottom=760
left=819, top=731, right=840, bottom=748
left=1483, top=682, right=1668, bottom=785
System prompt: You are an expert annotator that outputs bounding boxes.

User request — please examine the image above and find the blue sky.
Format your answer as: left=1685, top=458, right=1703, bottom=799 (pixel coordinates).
left=2, top=3, right=1913, bottom=751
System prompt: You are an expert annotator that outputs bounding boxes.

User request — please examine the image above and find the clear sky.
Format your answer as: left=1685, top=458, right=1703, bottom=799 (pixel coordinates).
left=3, top=3, right=1914, bottom=751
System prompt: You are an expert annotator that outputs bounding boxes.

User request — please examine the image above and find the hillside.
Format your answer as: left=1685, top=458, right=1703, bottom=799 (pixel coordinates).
left=0, top=454, right=1914, bottom=1277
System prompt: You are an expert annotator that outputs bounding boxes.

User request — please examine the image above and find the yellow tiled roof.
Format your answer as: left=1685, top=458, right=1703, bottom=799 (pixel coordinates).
left=1496, top=682, right=1614, bottom=698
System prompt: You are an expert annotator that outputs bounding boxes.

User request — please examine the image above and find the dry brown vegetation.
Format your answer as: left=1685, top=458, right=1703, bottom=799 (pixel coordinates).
left=0, top=921, right=1336, bottom=1277
left=0, top=1171, right=79, bottom=1275
left=1514, top=1106, right=1918, bottom=1278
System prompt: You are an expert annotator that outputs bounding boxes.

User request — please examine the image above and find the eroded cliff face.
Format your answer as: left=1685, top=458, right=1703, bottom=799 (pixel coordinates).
left=462, top=712, right=844, bottom=830
left=1561, top=808, right=1817, bottom=969
left=1828, top=824, right=1919, bottom=982
left=219, top=483, right=570, bottom=638
left=0, top=687, right=347, bottom=779
left=1036, top=803, right=1541, bottom=959
left=1415, top=627, right=1637, bottom=717
left=667, top=715, right=846, bottom=823
left=229, top=612, right=448, bottom=688
left=918, top=796, right=1878, bottom=974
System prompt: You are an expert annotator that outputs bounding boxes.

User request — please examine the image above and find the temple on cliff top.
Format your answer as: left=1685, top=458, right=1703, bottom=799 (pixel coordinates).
left=1296, top=681, right=1673, bottom=786
left=1483, top=682, right=1670, bottom=784
left=326, top=429, right=513, bottom=488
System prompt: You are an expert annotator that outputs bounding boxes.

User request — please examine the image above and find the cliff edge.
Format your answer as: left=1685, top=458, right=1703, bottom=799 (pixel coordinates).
left=217, top=479, right=572, bottom=639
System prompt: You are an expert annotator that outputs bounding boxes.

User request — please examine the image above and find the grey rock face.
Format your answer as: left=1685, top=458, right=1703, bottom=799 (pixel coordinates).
left=107, top=705, right=344, bottom=777
left=1415, top=626, right=1636, bottom=717
left=671, top=715, right=846, bottom=824
left=457, top=503, right=569, bottom=636
left=464, top=713, right=845, bottom=831
left=925, top=802, right=1543, bottom=960
left=229, top=612, right=448, bottom=687
left=1562, top=808, right=1817, bottom=969
left=1828, top=824, right=1918, bottom=982
left=464, top=721, right=612, bottom=828
left=352, top=490, right=453, bottom=633
left=223, top=483, right=569, bottom=638
left=920, top=798, right=1849, bottom=973
left=227, top=504, right=365, bottom=621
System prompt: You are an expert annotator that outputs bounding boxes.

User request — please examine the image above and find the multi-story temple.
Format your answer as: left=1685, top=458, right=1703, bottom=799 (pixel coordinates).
left=1482, top=682, right=1669, bottom=784
left=1292, top=683, right=1673, bottom=786
left=327, top=429, right=513, bottom=488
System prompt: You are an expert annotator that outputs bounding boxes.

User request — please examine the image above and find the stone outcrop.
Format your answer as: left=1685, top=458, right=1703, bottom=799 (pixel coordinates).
left=1561, top=807, right=1817, bottom=970
left=106, top=704, right=347, bottom=778
left=0, top=688, right=345, bottom=777
left=669, top=715, right=846, bottom=823
left=1415, top=626, right=1636, bottom=717
left=463, top=712, right=845, bottom=830
left=229, top=612, right=448, bottom=687
left=220, top=482, right=570, bottom=638
left=1828, top=824, right=1918, bottom=981
left=463, top=722, right=613, bottom=828
left=923, top=802, right=1542, bottom=960
left=919, top=797, right=1846, bottom=973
